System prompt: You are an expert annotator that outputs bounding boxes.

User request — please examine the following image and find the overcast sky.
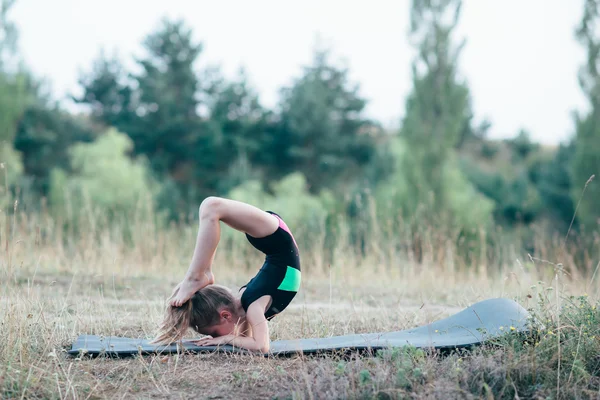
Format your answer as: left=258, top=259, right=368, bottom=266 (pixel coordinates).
left=11, top=0, right=588, bottom=145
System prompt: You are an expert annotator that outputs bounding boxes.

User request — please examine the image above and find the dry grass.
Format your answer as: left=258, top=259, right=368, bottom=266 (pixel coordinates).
left=1, top=198, right=599, bottom=399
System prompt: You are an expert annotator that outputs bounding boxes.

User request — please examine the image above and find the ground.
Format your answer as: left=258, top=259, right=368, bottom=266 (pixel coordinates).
left=1, top=217, right=596, bottom=399
left=2, top=264, right=575, bottom=400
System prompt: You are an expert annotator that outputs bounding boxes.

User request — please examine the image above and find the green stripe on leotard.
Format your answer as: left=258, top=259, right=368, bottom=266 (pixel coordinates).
left=278, top=266, right=301, bottom=292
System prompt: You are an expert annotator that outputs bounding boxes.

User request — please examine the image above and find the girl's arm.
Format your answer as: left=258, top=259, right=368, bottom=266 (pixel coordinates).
left=170, top=197, right=278, bottom=307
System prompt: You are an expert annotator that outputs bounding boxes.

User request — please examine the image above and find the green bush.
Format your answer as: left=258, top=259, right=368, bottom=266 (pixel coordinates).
left=0, top=141, right=23, bottom=186
left=227, top=172, right=337, bottom=245
left=374, top=138, right=494, bottom=232
left=48, top=128, right=159, bottom=217
left=0, top=141, right=24, bottom=208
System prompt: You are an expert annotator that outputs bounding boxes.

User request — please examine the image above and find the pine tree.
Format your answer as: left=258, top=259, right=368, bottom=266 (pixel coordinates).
left=15, top=97, right=97, bottom=194
left=572, top=0, right=600, bottom=230
left=535, top=143, right=575, bottom=229
left=400, top=0, right=473, bottom=216
left=277, top=47, right=377, bottom=193
left=204, top=69, right=276, bottom=193
left=74, top=51, right=134, bottom=132
left=76, top=19, right=217, bottom=207
left=131, top=19, right=204, bottom=178
left=0, top=0, right=29, bottom=187
left=0, top=0, right=18, bottom=69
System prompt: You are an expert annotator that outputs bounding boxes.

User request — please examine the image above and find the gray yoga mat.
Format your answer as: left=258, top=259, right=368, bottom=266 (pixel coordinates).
left=68, top=298, right=531, bottom=357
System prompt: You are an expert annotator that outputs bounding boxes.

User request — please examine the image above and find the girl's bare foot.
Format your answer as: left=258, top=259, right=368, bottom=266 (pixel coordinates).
left=169, top=272, right=214, bottom=307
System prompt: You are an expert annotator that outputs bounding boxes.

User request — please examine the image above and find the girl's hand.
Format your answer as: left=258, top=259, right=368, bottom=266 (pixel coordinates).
left=193, top=335, right=234, bottom=347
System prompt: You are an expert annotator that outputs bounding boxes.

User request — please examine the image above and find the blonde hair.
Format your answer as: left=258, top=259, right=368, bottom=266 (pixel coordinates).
left=152, top=285, right=237, bottom=345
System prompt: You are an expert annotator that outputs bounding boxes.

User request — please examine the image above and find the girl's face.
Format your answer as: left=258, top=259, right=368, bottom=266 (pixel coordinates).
left=202, top=320, right=235, bottom=338
left=199, top=308, right=239, bottom=337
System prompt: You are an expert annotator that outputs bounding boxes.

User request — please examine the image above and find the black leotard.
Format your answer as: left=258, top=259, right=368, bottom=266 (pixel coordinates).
left=240, top=211, right=301, bottom=319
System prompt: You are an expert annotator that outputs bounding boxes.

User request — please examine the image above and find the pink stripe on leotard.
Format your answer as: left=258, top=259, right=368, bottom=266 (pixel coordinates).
left=273, top=214, right=298, bottom=248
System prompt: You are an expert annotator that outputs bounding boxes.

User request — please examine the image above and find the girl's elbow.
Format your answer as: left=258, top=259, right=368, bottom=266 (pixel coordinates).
left=259, top=344, right=270, bottom=353
left=257, top=340, right=270, bottom=354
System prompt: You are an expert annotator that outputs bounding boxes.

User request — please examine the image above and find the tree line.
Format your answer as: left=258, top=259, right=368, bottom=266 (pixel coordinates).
left=1, top=0, right=600, bottom=255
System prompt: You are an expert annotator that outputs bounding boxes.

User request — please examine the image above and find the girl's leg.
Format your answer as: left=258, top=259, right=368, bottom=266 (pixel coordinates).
left=170, top=197, right=278, bottom=307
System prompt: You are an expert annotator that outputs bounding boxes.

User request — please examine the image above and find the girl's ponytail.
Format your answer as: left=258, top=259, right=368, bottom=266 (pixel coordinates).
left=151, top=298, right=193, bottom=346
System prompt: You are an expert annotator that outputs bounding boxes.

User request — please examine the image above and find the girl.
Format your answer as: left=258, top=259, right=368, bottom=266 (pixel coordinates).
left=152, top=197, right=301, bottom=353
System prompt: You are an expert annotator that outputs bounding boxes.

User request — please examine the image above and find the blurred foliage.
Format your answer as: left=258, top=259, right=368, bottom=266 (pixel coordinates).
left=277, top=47, right=379, bottom=193
left=0, top=71, right=29, bottom=145
left=203, top=68, right=276, bottom=194
left=375, top=138, right=494, bottom=231
left=228, top=172, right=336, bottom=237
left=75, top=19, right=209, bottom=208
left=4, top=0, right=600, bottom=265
left=460, top=148, right=543, bottom=227
left=0, top=140, right=22, bottom=188
left=15, top=91, right=97, bottom=194
left=0, top=0, right=18, bottom=69
left=0, top=0, right=29, bottom=203
left=572, top=0, right=600, bottom=232
left=400, top=0, right=475, bottom=223
left=49, top=129, right=159, bottom=218
left=535, top=143, right=576, bottom=229
left=74, top=50, right=133, bottom=130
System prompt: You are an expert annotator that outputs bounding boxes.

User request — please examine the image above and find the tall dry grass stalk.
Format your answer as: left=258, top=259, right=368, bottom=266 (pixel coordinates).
left=1, top=186, right=597, bottom=294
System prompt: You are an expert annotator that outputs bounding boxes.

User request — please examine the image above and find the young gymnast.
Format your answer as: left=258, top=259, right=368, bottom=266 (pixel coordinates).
left=152, top=197, right=301, bottom=353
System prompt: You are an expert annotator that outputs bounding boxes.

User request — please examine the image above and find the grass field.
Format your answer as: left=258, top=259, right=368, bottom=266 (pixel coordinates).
left=2, top=204, right=600, bottom=399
